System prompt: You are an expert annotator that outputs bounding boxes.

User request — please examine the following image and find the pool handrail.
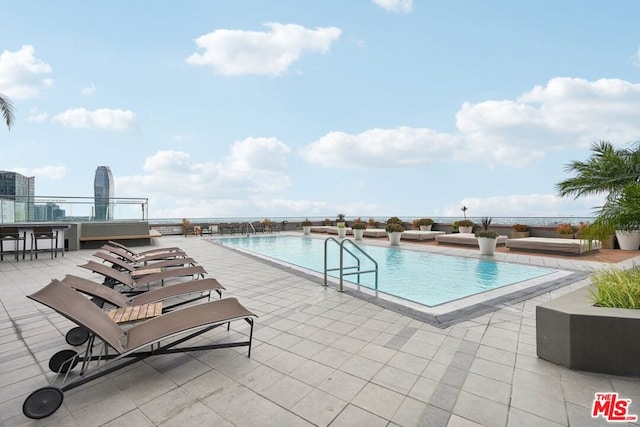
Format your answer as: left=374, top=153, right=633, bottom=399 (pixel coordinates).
left=323, top=237, right=379, bottom=293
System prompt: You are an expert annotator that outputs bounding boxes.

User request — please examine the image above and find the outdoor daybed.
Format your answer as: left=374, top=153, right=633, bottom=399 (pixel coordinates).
left=506, top=237, right=601, bottom=255
left=363, top=228, right=388, bottom=238
left=435, top=233, right=508, bottom=247
left=401, top=230, right=446, bottom=241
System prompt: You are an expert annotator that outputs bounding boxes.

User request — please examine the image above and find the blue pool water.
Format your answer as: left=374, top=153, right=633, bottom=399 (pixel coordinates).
left=217, top=235, right=555, bottom=307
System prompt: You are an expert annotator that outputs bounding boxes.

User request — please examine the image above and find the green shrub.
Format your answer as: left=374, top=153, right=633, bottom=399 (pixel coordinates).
left=475, top=230, right=498, bottom=238
left=590, top=267, right=640, bottom=309
left=386, top=223, right=405, bottom=233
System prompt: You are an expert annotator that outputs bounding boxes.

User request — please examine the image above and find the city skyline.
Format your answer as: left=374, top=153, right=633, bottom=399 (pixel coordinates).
left=2, top=1, right=640, bottom=219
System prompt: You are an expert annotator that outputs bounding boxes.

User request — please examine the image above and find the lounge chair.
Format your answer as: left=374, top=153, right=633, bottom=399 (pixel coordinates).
left=107, top=240, right=182, bottom=256
left=100, top=244, right=188, bottom=264
left=22, top=279, right=256, bottom=419
left=62, top=274, right=224, bottom=309
left=79, top=260, right=206, bottom=290
left=93, top=250, right=197, bottom=273
left=60, top=274, right=225, bottom=345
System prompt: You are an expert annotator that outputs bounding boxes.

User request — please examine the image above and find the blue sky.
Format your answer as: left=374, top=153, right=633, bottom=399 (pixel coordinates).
left=2, top=0, right=640, bottom=220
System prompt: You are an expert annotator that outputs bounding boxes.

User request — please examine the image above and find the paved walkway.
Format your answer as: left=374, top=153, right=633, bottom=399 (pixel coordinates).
left=1, top=235, right=639, bottom=426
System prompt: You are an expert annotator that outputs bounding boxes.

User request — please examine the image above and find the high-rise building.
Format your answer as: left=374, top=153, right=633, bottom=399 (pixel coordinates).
left=0, top=170, right=35, bottom=222
left=94, top=166, right=114, bottom=220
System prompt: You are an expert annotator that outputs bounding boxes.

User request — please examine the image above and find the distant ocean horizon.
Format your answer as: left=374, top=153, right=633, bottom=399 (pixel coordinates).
left=149, top=216, right=597, bottom=226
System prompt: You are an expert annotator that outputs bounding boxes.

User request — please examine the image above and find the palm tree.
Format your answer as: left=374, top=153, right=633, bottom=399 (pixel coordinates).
left=556, top=140, right=640, bottom=241
left=555, top=140, right=640, bottom=204
left=0, top=94, right=15, bottom=130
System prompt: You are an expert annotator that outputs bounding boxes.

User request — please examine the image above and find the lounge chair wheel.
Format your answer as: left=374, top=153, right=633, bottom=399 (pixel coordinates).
left=65, top=326, right=90, bottom=346
left=23, top=386, right=63, bottom=419
left=49, top=349, right=79, bottom=373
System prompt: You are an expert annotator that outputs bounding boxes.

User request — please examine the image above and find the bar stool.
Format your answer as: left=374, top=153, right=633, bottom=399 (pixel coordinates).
left=31, top=226, right=60, bottom=259
left=0, top=227, right=27, bottom=261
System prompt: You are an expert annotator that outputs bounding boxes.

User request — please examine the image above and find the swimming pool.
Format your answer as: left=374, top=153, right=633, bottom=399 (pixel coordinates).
left=217, top=235, right=557, bottom=307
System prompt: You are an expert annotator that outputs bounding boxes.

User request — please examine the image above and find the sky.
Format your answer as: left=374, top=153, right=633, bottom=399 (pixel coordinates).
left=2, top=0, right=640, bottom=221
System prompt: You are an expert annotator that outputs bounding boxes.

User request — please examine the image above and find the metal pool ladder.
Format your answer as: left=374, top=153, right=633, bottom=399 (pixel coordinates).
left=323, top=237, right=378, bottom=293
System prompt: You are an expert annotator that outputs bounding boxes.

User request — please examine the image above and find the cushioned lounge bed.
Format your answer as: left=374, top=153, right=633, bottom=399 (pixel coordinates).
left=506, top=237, right=601, bottom=255
left=435, top=233, right=508, bottom=247
left=401, top=230, right=446, bottom=241
left=363, top=228, right=388, bottom=238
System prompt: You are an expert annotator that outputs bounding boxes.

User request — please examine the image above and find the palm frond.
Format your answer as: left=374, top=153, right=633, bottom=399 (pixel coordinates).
left=0, top=94, right=15, bottom=130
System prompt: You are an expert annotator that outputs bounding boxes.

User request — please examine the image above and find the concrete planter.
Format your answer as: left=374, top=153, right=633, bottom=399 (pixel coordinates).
left=353, top=229, right=364, bottom=240
left=419, top=225, right=432, bottom=231
left=388, top=231, right=402, bottom=246
left=477, top=237, right=497, bottom=255
left=615, top=230, right=640, bottom=250
left=458, top=226, right=473, bottom=234
left=337, top=227, right=347, bottom=238
left=510, top=231, right=530, bottom=239
left=536, top=286, right=640, bottom=377
left=302, top=226, right=311, bottom=235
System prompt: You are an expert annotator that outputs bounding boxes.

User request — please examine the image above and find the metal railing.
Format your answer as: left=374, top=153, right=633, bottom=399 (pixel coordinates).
left=0, top=196, right=149, bottom=224
left=323, top=237, right=378, bottom=293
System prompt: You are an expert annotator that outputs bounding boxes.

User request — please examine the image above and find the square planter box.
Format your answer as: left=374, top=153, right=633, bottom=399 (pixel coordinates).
left=536, top=286, right=640, bottom=377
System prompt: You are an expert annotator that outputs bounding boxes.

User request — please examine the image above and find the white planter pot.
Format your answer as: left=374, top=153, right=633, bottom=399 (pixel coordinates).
left=615, top=230, right=640, bottom=251
left=459, top=226, right=473, bottom=234
left=478, top=237, right=497, bottom=255
left=419, top=225, right=432, bottom=231
left=337, top=227, right=347, bottom=238
left=388, top=231, right=402, bottom=246
left=353, top=229, right=364, bottom=240
left=303, top=226, right=311, bottom=235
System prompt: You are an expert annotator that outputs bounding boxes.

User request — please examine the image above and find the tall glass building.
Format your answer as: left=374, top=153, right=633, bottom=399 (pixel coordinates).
left=0, top=170, right=35, bottom=222
left=94, top=166, right=114, bottom=220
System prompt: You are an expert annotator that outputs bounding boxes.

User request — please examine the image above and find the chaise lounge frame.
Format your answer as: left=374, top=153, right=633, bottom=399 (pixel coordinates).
left=22, top=280, right=256, bottom=419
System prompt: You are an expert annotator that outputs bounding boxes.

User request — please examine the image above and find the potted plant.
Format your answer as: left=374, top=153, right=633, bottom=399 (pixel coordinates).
left=336, top=213, right=346, bottom=227
left=337, top=222, right=347, bottom=238
left=182, top=218, right=194, bottom=237
left=351, top=220, right=367, bottom=240
left=556, top=223, right=575, bottom=238
left=367, top=217, right=377, bottom=228
left=386, top=217, right=405, bottom=245
left=415, top=218, right=435, bottom=231
left=475, top=217, right=498, bottom=255
left=301, top=218, right=313, bottom=235
left=323, top=218, right=332, bottom=226
left=511, top=224, right=530, bottom=239
left=457, top=219, right=474, bottom=234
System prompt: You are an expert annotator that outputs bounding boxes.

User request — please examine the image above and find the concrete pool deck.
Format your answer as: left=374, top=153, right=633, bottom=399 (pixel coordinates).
left=1, top=234, right=639, bottom=426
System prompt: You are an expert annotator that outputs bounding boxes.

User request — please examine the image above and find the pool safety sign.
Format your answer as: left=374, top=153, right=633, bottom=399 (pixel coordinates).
left=592, top=393, right=637, bottom=422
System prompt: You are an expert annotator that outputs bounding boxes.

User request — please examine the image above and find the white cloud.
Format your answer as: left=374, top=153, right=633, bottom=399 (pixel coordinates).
left=118, top=138, right=292, bottom=213
left=372, top=0, right=413, bottom=13
left=31, top=165, right=69, bottom=180
left=51, top=108, right=136, bottom=130
left=27, top=108, right=48, bottom=123
left=186, top=23, right=342, bottom=76
left=81, top=83, right=96, bottom=96
left=303, top=77, right=640, bottom=169
left=0, top=45, right=53, bottom=99
left=437, top=193, right=606, bottom=218
left=7, top=165, right=68, bottom=180
left=457, top=77, right=640, bottom=165
left=300, top=127, right=463, bottom=168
